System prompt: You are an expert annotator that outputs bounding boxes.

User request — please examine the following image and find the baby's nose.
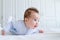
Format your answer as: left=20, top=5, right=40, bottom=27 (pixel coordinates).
left=36, top=22, right=39, bottom=26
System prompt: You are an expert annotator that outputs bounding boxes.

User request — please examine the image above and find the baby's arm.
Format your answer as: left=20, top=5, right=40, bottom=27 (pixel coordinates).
left=2, top=22, right=13, bottom=35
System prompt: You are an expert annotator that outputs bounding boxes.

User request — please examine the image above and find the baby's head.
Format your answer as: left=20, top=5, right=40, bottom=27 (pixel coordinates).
left=24, top=7, right=40, bottom=29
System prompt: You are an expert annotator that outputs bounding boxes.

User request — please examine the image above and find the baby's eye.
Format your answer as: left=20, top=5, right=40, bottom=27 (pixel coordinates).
left=34, top=19, right=39, bottom=22
left=34, top=19, right=37, bottom=21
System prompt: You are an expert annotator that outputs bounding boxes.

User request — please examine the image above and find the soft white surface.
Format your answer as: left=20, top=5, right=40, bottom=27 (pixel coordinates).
left=0, top=33, right=60, bottom=40
left=0, top=24, right=3, bottom=35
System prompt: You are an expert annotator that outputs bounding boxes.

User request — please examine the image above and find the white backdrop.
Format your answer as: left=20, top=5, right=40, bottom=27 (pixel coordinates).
left=0, top=0, right=60, bottom=33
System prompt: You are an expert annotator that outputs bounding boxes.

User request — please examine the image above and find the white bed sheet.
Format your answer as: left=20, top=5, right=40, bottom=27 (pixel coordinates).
left=0, top=33, right=60, bottom=40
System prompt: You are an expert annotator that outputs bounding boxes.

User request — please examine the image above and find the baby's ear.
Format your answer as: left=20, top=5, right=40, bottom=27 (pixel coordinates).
left=25, top=18, right=28, bottom=22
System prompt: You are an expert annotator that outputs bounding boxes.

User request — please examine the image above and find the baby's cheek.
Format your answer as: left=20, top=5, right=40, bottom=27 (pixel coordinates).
left=30, top=23, right=33, bottom=26
left=30, top=21, right=35, bottom=26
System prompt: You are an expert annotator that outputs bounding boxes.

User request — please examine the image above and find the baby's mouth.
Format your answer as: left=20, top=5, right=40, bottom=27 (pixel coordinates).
left=34, top=25, right=37, bottom=28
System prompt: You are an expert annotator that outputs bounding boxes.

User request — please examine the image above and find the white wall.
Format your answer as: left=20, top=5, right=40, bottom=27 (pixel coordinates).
left=0, top=0, right=1, bottom=24
left=0, top=0, right=3, bottom=27
left=3, top=0, right=16, bottom=26
left=0, top=0, right=60, bottom=32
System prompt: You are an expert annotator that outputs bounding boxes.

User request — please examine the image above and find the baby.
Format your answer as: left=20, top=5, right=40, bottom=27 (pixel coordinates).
left=2, top=7, right=44, bottom=35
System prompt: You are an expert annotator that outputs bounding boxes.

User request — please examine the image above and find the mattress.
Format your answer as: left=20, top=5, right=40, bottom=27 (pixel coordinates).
left=0, top=33, right=60, bottom=40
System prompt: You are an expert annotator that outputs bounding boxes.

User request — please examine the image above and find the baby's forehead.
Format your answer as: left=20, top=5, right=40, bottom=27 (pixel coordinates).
left=30, top=13, right=40, bottom=19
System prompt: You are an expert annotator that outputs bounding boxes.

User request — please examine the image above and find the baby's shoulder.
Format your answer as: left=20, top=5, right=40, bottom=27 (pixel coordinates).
left=12, top=20, right=24, bottom=25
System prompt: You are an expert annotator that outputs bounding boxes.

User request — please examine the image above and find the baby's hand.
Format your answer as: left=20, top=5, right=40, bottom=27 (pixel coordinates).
left=39, top=30, right=44, bottom=33
left=1, top=30, right=5, bottom=35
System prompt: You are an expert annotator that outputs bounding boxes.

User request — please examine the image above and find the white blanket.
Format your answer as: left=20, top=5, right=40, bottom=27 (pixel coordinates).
left=0, top=33, right=60, bottom=40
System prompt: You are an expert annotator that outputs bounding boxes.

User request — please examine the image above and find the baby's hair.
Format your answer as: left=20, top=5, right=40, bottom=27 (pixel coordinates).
left=24, top=7, right=39, bottom=20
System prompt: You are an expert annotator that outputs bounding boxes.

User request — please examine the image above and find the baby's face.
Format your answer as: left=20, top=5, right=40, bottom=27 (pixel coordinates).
left=26, top=12, right=40, bottom=29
